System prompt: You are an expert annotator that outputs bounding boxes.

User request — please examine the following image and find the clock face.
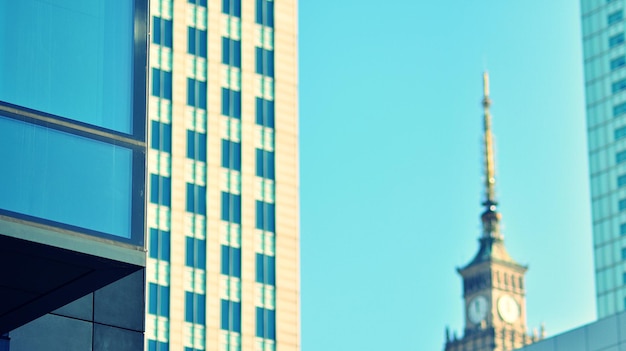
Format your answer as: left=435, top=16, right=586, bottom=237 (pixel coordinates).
left=497, top=295, right=520, bottom=323
left=468, top=295, right=488, bottom=324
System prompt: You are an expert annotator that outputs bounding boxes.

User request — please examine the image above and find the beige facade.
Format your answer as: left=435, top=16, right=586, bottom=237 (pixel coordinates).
left=146, top=0, right=299, bottom=350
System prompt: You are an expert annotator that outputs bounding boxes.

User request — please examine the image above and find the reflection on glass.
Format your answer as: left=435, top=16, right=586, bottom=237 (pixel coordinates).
left=0, top=116, right=132, bottom=238
left=0, top=0, right=133, bottom=133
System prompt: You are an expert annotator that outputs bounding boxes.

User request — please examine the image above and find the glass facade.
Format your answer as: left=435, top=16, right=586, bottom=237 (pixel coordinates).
left=582, top=0, right=626, bottom=318
left=0, top=0, right=147, bottom=244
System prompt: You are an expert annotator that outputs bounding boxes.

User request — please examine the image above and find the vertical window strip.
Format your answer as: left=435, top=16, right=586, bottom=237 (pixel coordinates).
left=222, top=192, right=242, bottom=224
left=150, top=228, right=171, bottom=262
left=153, top=16, right=173, bottom=48
left=221, top=299, right=242, bottom=332
left=255, top=307, right=276, bottom=340
left=151, top=120, right=172, bottom=153
left=149, top=282, right=170, bottom=318
left=221, top=245, right=242, bottom=278
left=186, top=236, right=206, bottom=269
left=222, top=88, right=242, bottom=118
left=255, top=0, right=274, bottom=28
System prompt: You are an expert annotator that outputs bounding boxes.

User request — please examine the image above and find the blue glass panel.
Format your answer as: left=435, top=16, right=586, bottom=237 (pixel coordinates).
left=609, top=11, right=623, bottom=25
left=256, top=47, right=275, bottom=77
left=221, top=192, right=242, bottom=224
left=610, top=33, right=625, bottom=48
left=148, top=283, right=158, bottom=315
left=256, top=0, right=274, bottom=27
left=620, top=199, right=626, bottom=211
left=157, top=342, right=169, bottom=351
left=189, top=0, right=207, bottom=6
left=221, top=245, right=242, bottom=277
left=622, top=248, right=626, bottom=260
left=186, top=237, right=194, bottom=267
left=222, top=140, right=242, bottom=171
left=222, top=88, right=242, bottom=118
left=223, top=0, right=241, bottom=17
left=256, top=307, right=276, bottom=339
left=153, top=16, right=173, bottom=48
left=159, top=285, right=170, bottom=317
left=197, top=294, right=206, bottom=324
left=256, top=253, right=276, bottom=285
left=621, top=223, right=626, bottom=235
left=151, top=121, right=172, bottom=152
left=0, top=116, right=132, bottom=237
left=612, top=56, right=626, bottom=71
left=187, top=130, right=207, bottom=162
left=256, top=98, right=275, bottom=128
left=616, top=127, right=626, bottom=141
left=188, top=27, right=208, bottom=58
left=256, top=149, right=275, bottom=180
left=613, top=79, right=626, bottom=93
left=222, top=38, right=242, bottom=68
left=198, top=238, right=206, bottom=269
left=617, top=151, right=626, bottom=164
left=615, top=102, right=626, bottom=116
left=149, top=228, right=170, bottom=261
left=256, top=201, right=275, bottom=232
left=148, top=340, right=157, bottom=351
left=152, top=68, right=172, bottom=100
left=0, top=0, right=134, bottom=133
left=221, top=300, right=241, bottom=332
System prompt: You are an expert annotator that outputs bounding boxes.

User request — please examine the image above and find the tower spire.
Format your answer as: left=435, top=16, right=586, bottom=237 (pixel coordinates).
left=481, top=71, right=502, bottom=239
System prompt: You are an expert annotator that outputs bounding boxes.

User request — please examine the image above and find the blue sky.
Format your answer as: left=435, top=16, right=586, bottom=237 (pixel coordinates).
left=300, top=1, right=594, bottom=350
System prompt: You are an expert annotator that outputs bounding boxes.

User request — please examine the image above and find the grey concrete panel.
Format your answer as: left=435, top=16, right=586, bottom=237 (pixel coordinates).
left=588, top=314, right=619, bottom=351
left=9, top=313, right=92, bottom=351
left=555, top=326, right=587, bottom=351
left=53, top=293, right=93, bottom=321
left=94, top=269, right=145, bottom=331
left=93, top=324, right=143, bottom=351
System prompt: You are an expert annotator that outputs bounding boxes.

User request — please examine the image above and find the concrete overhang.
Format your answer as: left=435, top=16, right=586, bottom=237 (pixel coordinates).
left=0, top=214, right=145, bottom=333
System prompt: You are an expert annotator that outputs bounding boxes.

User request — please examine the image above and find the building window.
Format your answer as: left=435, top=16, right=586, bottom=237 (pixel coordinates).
left=617, top=127, right=626, bottom=141
left=189, top=0, right=207, bottom=6
left=620, top=198, right=626, bottom=211
left=187, top=130, right=207, bottom=162
left=256, top=253, right=275, bottom=285
left=222, top=88, right=242, bottom=118
left=621, top=223, right=626, bottom=235
left=188, top=27, right=207, bottom=58
left=152, top=68, right=173, bottom=100
left=613, top=79, right=626, bottom=94
left=616, top=103, right=626, bottom=117
left=149, top=228, right=171, bottom=262
left=256, top=200, right=275, bottom=232
left=150, top=174, right=171, bottom=207
left=612, top=56, right=626, bottom=71
left=223, top=0, right=241, bottom=17
left=256, top=0, right=274, bottom=27
left=153, top=16, right=173, bottom=48
left=187, top=78, right=208, bottom=109
left=256, top=98, right=275, bottom=128
left=186, top=183, right=207, bottom=215
left=609, top=11, right=624, bottom=25
left=186, top=237, right=206, bottom=269
left=256, top=149, right=275, bottom=180
left=151, top=121, right=172, bottom=153
left=617, top=151, right=626, bottom=164
left=255, top=307, right=276, bottom=340
left=185, top=292, right=206, bottom=324
left=148, top=340, right=170, bottom=351
left=610, top=33, right=625, bottom=48
left=221, top=299, right=242, bottom=332
left=255, top=47, right=275, bottom=78
left=221, top=245, right=242, bottom=277
left=222, top=37, right=242, bottom=68
left=222, top=192, right=242, bottom=224
left=148, top=283, right=170, bottom=317
left=622, top=248, right=626, bottom=260
left=222, top=139, right=242, bottom=171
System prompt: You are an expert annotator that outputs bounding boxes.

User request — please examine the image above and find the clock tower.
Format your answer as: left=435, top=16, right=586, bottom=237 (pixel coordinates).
left=444, top=73, right=543, bottom=351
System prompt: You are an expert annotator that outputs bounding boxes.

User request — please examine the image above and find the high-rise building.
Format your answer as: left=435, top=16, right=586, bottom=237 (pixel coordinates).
left=581, top=0, right=626, bottom=318
left=444, top=73, right=542, bottom=351
left=145, top=1, right=299, bottom=351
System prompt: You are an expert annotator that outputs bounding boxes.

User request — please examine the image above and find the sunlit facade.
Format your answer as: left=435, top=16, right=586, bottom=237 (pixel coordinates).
left=145, top=1, right=299, bottom=350
left=581, top=0, right=626, bottom=318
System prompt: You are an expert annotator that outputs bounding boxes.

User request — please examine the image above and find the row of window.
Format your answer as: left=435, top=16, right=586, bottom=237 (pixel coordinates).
left=220, top=301, right=276, bottom=340
left=151, top=69, right=275, bottom=126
